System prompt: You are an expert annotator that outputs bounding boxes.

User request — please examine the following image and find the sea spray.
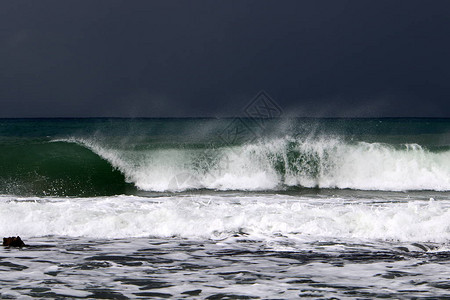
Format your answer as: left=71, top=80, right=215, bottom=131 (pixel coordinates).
left=60, top=136, right=450, bottom=192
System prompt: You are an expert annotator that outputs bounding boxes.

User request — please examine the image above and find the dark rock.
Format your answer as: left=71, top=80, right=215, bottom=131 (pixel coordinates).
left=3, top=236, right=26, bottom=247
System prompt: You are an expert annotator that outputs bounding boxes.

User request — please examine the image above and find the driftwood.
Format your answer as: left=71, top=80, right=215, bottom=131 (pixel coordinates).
left=3, top=236, right=26, bottom=247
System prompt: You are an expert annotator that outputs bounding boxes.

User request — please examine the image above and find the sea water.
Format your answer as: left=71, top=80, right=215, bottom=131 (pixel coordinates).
left=0, top=118, right=449, bottom=298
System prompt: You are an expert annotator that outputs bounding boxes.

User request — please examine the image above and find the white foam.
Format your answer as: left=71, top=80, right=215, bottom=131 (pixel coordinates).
left=1, top=195, right=449, bottom=243
left=57, top=137, right=450, bottom=192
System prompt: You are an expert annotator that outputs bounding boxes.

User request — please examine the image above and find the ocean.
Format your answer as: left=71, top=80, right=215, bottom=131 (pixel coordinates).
left=0, top=118, right=449, bottom=298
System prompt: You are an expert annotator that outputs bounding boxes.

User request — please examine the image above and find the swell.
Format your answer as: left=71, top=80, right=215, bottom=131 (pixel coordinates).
left=62, top=136, right=450, bottom=192
left=0, top=140, right=129, bottom=196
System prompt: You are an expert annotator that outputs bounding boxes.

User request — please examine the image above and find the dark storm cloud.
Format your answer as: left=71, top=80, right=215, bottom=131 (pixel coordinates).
left=1, top=0, right=449, bottom=117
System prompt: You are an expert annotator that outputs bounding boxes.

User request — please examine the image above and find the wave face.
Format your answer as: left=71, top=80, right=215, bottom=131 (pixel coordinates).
left=63, top=136, right=450, bottom=192
left=0, top=140, right=128, bottom=196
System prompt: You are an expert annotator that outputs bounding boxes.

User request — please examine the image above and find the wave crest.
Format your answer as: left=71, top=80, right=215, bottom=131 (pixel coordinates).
left=63, top=136, right=450, bottom=192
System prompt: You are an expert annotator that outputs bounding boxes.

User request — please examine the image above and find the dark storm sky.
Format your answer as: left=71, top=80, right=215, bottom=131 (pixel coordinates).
left=1, top=0, right=449, bottom=117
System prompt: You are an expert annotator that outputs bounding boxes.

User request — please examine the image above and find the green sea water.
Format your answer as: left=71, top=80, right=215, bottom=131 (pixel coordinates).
left=0, top=118, right=449, bottom=196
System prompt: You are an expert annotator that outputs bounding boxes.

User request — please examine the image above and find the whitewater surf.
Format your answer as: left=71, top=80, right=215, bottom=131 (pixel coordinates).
left=1, top=118, right=449, bottom=298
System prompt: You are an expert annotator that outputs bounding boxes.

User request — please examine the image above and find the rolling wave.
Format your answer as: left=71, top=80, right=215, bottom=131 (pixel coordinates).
left=61, top=136, right=450, bottom=193
left=1, top=135, right=448, bottom=196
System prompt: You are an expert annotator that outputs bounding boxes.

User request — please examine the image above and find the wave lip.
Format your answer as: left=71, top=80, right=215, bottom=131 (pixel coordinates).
left=61, top=136, right=450, bottom=193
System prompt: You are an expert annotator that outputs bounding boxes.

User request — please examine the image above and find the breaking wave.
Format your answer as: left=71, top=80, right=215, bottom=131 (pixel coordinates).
left=60, top=136, right=450, bottom=193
